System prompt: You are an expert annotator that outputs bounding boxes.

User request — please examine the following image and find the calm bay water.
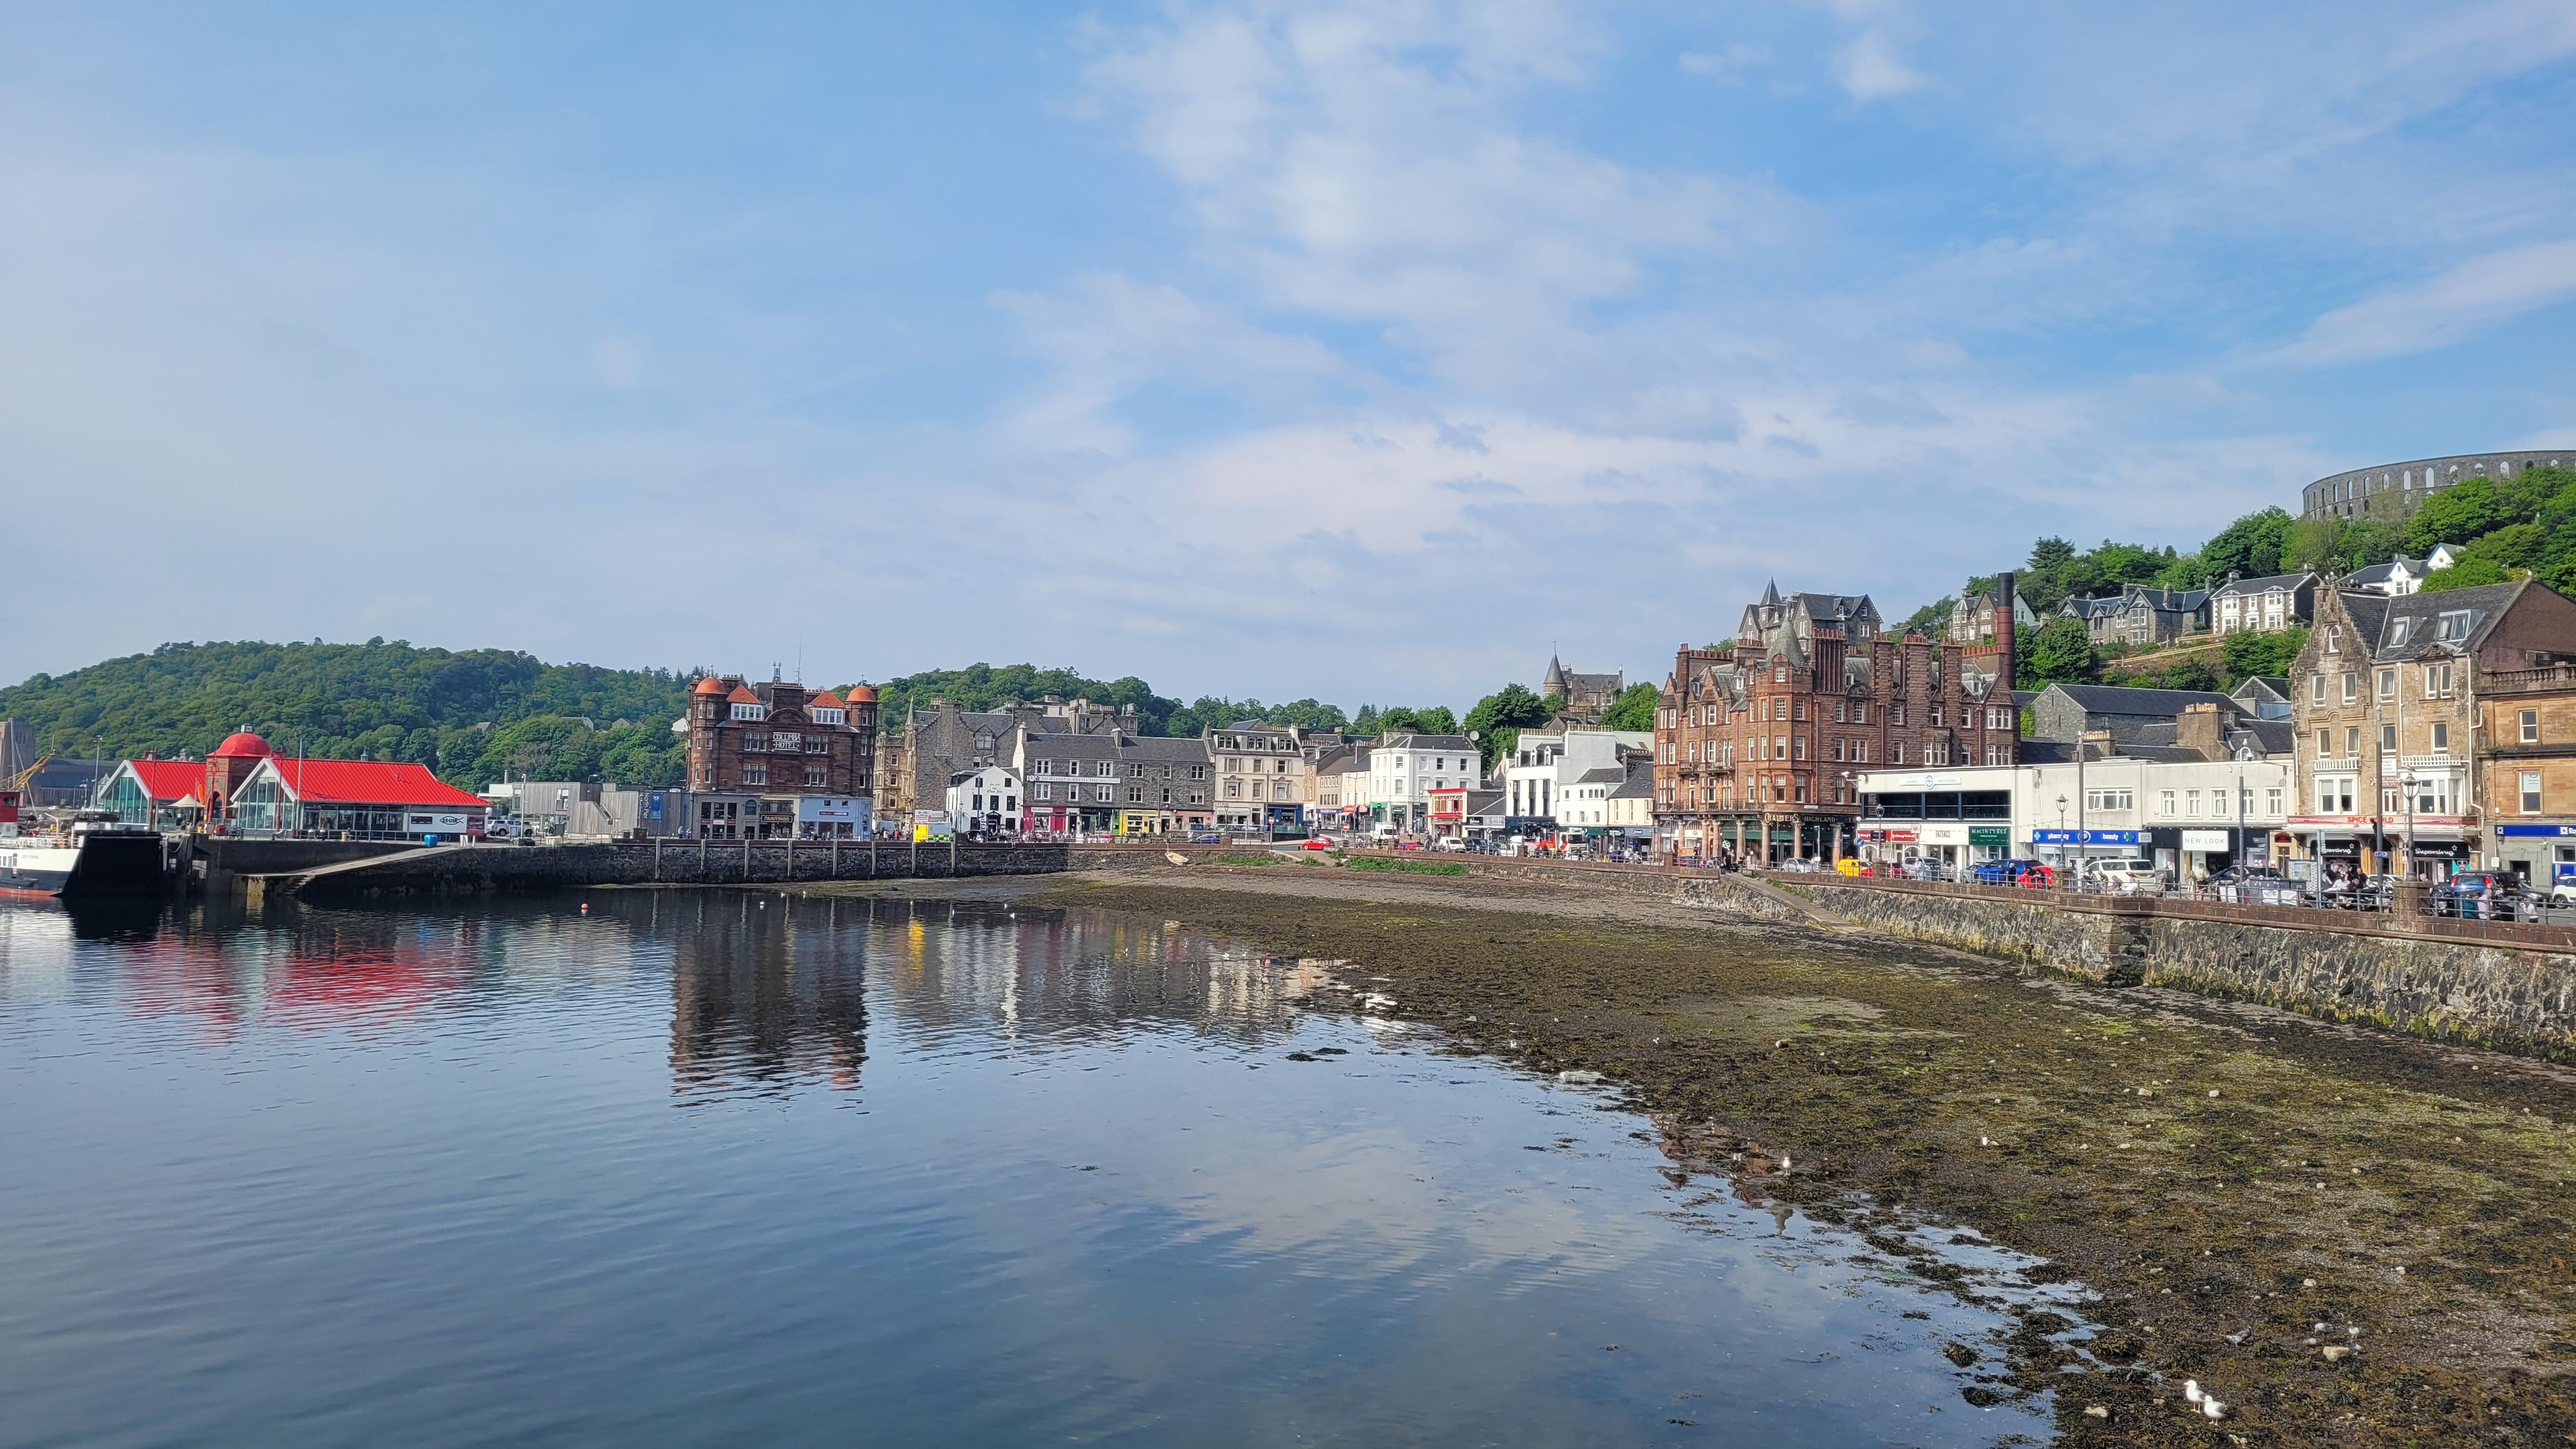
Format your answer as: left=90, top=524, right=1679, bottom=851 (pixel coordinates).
left=0, top=893, right=2066, bottom=1447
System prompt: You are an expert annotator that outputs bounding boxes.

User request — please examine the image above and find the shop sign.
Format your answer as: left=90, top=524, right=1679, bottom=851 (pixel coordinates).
left=2030, top=829, right=2138, bottom=845
left=1968, top=827, right=2010, bottom=847
left=797, top=797, right=869, bottom=823
left=2494, top=824, right=2576, bottom=838
left=1874, top=773, right=1964, bottom=790
left=1918, top=823, right=1968, bottom=846
left=2181, top=829, right=2232, bottom=851
left=1866, top=827, right=1918, bottom=843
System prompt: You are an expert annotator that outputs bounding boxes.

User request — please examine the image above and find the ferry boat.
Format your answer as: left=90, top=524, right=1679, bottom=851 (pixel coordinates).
left=0, top=795, right=174, bottom=898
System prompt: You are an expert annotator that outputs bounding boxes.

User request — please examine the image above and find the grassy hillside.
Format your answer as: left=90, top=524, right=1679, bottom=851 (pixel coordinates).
left=0, top=640, right=694, bottom=790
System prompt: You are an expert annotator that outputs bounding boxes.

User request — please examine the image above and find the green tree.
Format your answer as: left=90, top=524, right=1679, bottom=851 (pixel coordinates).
left=864, top=663, right=1181, bottom=734
left=2016, top=617, right=2097, bottom=686
left=1894, top=597, right=1953, bottom=638
left=1375, top=705, right=1460, bottom=737
left=1462, top=684, right=1554, bottom=769
left=1597, top=682, right=1661, bottom=733
left=2418, top=558, right=2517, bottom=592
left=2219, top=626, right=2308, bottom=685
left=2193, top=507, right=2294, bottom=584
left=2409, top=477, right=2509, bottom=552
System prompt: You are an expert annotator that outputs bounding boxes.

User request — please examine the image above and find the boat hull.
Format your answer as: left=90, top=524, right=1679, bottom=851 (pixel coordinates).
left=0, top=832, right=173, bottom=898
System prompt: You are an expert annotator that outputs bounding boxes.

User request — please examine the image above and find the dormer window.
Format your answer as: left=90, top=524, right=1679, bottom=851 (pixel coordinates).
left=813, top=707, right=845, bottom=725
left=731, top=702, right=766, bottom=721
left=2435, top=610, right=2471, bottom=642
left=2388, top=618, right=2413, bottom=648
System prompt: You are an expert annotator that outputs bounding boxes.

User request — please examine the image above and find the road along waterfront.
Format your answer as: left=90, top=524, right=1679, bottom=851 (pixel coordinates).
left=1008, top=862, right=2576, bottom=1445
left=3, top=890, right=2063, bottom=1448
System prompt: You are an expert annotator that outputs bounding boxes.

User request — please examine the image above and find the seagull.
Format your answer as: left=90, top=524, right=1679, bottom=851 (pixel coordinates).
left=2202, top=1395, right=2227, bottom=1420
left=2184, top=1381, right=2202, bottom=1405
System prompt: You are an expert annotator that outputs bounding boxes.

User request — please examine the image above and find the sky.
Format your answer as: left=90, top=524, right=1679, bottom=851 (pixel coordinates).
left=4, top=1, right=2574, bottom=710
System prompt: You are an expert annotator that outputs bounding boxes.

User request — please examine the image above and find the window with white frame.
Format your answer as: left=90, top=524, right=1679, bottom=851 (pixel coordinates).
left=2377, top=669, right=2395, bottom=701
left=2522, top=771, right=2543, bottom=814
left=2264, top=786, right=2282, bottom=816
left=2158, top=789, right=2176, bottom=815
left=2523, top=709, right=2540, bottom=744
left=2310, top=675, right=2326, bottom=705
left=2429, top=720, right=2449, bottom=753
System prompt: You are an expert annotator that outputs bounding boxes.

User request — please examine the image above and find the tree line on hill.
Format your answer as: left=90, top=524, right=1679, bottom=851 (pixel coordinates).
left=1897, top=465, right=2576, bottom=691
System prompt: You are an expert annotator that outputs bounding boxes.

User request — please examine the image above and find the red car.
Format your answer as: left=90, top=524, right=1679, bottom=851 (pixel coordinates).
left=1301, top=838, right=1335, bottom=850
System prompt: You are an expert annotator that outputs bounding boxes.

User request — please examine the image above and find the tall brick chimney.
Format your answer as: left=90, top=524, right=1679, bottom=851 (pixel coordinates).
left=1994, top=571, right=2018, bottom=693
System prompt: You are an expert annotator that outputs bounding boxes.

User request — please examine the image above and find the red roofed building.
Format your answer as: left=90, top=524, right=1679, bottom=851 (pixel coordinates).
left=96, top=758, right=212, bottom=829
left=226, top=756, right=489, bottom=839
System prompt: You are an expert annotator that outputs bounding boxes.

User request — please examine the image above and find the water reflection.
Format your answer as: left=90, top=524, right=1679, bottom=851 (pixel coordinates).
left=0, top=893, right=2067, bottom=1448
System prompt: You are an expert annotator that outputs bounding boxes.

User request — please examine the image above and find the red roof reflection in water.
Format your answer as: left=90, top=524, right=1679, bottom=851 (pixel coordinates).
left=112, top=916, right=475, bottom=1041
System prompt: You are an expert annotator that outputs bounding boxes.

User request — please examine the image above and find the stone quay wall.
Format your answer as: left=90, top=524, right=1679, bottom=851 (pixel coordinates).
left=1405, top=855, right=2576, bottom=1060
left=278, top=839, right=1232, bottom=899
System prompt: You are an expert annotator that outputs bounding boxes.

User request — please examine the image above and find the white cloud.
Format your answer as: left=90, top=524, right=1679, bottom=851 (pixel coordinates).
left=2261, top=240, right=2576, bottom=366
left=1832, top=29, right=1930, bottom=101
left=1679, top=43, right=1768, bottom=84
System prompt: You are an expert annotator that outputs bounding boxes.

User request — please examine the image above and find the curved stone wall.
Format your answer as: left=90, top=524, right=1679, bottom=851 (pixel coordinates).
left=2301, top=451, right=2569, bottom=521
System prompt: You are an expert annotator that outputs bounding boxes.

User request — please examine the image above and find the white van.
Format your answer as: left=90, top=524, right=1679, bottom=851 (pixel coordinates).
left=2085, top=858, right=2162, bottom=895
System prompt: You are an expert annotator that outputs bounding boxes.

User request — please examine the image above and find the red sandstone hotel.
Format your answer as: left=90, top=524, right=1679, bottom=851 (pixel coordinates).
left=95, top=732, right=488, bottom=839
left=1653, top=578, right=2023, bottom=865
left=682, top=675, right=879, bottom=838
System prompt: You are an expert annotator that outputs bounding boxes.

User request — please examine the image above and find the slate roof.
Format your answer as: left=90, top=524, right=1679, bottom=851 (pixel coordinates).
left=2045, top=684, right=2244, bottom=717
left=1608, top=762, right=1655, bottom=799
left=1378, top=733, right=1478, bottom=751
left=2340, top=579, right=2527, bottom=662
left=2210, top=572, right=2314, bottom=597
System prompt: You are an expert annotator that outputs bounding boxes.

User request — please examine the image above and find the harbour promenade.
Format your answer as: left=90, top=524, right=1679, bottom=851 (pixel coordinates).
left=248, top=838, right=1244, bottom=900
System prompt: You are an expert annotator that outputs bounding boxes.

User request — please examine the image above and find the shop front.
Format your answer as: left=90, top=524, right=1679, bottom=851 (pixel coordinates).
left=2030, top=827, right=2138, bottom=871
left=2492, top=823, right=2576, bottom=887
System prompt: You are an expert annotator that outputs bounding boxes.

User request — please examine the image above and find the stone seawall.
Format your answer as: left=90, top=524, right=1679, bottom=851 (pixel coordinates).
left=277, top=839, right=1233, bottom=898
left=1422, top=857, right=2576, bottom=1059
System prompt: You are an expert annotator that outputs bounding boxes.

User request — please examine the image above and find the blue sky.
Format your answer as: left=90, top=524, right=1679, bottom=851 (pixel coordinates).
left=5, top=1, right=2574, bottom=709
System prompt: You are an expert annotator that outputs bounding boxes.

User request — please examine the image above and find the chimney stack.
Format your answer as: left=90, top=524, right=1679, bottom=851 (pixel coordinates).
left=1995, top=572, right=2018, bottom=693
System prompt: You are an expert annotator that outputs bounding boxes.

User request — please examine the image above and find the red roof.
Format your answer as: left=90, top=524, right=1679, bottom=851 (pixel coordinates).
left=727, top=684, right=760, bottom=703
left=693, top=676, right=729, bottom=695
left=211, top=732, right=274, bottom=758
left=264, top=759, right=487, bottom=808
left=809, top=689, right=846, bottom=709
left=845, top=684, right=878, bottom=703
left=128, top=760, right=206, bottom=802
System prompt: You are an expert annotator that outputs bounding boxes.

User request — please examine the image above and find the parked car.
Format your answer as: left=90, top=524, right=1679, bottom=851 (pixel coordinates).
left=1300, top=838, right=1335, bottom=850
left=1899, top=858, right=1953, bottom=882
left=2082, top=858, right=2164, bottom=896
left=2205, top=865, right=2302, bottom=906
left=1973, top=858, right=2051, bottom=887
left=2432, top=871, right=2531, bottom=920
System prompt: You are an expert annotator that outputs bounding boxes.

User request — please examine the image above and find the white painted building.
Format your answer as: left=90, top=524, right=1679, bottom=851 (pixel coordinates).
left=1858, top=754, right=2295, bottom=880
left=945, top=765, right=1022, bottom=834
left=1367, top=733, right=1480, bottom=829
left=1505, top=727, right=1652, bottom=825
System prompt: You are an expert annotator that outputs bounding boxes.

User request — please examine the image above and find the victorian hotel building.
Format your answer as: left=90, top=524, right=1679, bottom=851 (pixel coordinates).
left=1654, top=580, right=2021, bottom=864
left=684, top=675, right=878, bottom=837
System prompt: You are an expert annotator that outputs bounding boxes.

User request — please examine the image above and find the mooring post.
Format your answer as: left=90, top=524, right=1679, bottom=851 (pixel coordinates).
left=652, top=839, right=662, bottom=882
left=949, top=833, right=958, bottom=875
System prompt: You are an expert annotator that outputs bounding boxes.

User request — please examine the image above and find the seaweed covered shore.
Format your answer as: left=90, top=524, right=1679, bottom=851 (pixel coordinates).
left=1019, top=866, right=2576, bottom=1446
